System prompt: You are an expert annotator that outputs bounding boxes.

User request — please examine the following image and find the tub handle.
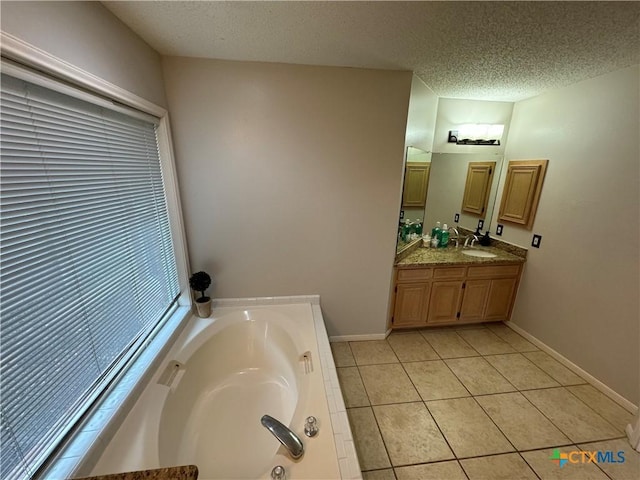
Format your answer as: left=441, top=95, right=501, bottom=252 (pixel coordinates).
left=271, top=465, right=286, bottom=480
left=304, top=416, right=318, bottom=437
left=261, top=415, right=304, bottom=459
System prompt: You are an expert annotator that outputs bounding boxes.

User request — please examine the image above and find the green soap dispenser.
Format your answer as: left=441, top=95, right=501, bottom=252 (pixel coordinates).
left=440, top=223, right=450, bottom=248
left=431, top=221, right=441, bottom=240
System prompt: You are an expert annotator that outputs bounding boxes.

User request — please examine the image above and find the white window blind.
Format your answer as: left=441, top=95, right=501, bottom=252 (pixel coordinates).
left=0, top=73, right=180, bottom=479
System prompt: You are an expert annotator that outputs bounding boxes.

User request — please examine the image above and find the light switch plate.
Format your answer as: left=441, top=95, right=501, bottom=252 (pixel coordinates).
left=496, top=224, right=503, bottom=236
left=478, top=219, right=484, bottom=230
left=454, top=213, right=460, bottom=223
left=532, top=234, right=542, bottom=248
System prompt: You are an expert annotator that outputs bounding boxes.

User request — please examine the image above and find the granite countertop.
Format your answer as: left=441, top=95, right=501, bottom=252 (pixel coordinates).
left=74, top=465, right=198, bottom=480
left=396, top=245, right=525, bottom=267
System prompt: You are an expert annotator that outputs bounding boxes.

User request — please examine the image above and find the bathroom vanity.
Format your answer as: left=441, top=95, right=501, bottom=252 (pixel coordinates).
left=390, top=244, right=525, bottom=329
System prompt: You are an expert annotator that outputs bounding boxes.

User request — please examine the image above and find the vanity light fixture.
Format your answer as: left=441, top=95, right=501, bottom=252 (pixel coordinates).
left=448, top=124, right=504, bottom=145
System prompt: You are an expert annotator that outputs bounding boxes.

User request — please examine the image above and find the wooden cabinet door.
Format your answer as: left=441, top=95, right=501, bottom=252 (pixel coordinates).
left=402, top=163, right=430, bottom=208
left=484, top=277, right=518, bottom=320
left=461, top=162, right=495, bottom=216
left=459, top=280, right=490, bottom=322
left=498, top=160, right=548, bottom=230
left=427, top=281, right=464, bottom=324
left=393, top=282, right=430, bottom=327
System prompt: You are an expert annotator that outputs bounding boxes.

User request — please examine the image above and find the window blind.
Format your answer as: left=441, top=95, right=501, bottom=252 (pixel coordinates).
left=0, top=73, right=180, bottom=479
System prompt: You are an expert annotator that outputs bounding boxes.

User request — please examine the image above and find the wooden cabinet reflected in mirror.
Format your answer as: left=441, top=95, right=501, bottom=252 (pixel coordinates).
left=461, top=161, right=496, bottom=217
left=402, top=162, right=430, bottom=208
left=498, top=159, right=548, bottom=230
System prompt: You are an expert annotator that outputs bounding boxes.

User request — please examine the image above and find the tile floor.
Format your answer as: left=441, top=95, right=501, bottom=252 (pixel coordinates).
left=331, top=323, right=639, bottom=480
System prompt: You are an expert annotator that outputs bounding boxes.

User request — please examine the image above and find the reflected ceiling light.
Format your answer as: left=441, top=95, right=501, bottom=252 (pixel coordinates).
left=448, top=124, right=504, bottom=145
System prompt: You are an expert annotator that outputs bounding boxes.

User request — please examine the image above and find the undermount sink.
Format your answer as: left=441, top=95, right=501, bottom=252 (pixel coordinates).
left=461, top=249, right=497, bottom=258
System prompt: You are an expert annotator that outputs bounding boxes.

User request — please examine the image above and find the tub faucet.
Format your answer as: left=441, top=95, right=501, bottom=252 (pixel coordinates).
left=261, top=415, right=304, bottom=459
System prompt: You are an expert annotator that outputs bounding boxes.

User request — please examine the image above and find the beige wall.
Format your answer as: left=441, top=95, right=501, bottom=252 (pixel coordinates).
left=162, top=57, right=412, bottom=336
left=495, top=65, right=640, bottom=404
left=0, top=1, right=167, bottom=107
left=405, top=75, right=439, bottom=153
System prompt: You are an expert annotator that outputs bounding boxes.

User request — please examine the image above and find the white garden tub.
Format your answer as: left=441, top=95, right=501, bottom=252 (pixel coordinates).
left=90, top=298, right=361, bottom=479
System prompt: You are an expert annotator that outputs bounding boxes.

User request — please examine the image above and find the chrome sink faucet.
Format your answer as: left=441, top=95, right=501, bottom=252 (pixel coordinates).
left=448, top=226, right=459, bottom=247
left=261, top=415, right=304, bottom=459
left=464, top=234, right=480, bottom=248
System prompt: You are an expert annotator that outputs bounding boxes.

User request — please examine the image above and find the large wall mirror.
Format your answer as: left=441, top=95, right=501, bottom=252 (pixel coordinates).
left=397, top=149, right=505, bottom=252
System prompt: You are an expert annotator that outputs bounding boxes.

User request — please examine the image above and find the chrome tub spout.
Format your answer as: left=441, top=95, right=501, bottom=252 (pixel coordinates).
left=261, top=414, right=304, bottom=459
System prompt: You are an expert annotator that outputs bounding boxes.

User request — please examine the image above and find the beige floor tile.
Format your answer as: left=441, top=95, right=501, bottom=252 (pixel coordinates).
left=331, top=342, right=356, bottom=367
left=457, top=328, right=516, bottom=355
left=373, top=402, right=454, bottom=466
left=461, top=453, right=538, bottom=480
left=359, top=363, right=420, bottom=405
left=521, top=446, right=610, bottom=479
left=568, top=384, right=635, bottom=433
left=350, top=340, right=398, bottom=365
left=394, top=461, right=467, bottom=480
left=337, top=367, right=369, bottom=408
left=485, top=353, right=560, bottom=390
left=578, top=438, right=640, bottom=480
left=421, top=330, right=479, bottom=358
left=403, top=360, right=470, bottom=401
left=362, top=469, right=396, bottom=480
left=346, top=407, right=391, bottom=471
left=523, top=387, right=621, bottom=443
left=386, top=332, right=439, bottom=362
left=476, top=392, right=571, bottom=450
left=426, top=397, right=514, bottom=458
left=523, top=351, right=586, bottom=386
left=487, top=323, right=539, bottom=352
left=445, top=357, right=516, bottom=395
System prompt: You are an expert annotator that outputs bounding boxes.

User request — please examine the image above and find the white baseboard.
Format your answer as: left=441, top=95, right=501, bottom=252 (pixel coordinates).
left=506, top=322, right=638, bottom=415
left=329, top=334, right=387, bottom=342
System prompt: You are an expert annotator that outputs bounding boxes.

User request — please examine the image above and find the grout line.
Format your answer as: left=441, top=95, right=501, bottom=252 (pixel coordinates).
left=517, top=450, right=546, bottom=480
left=522, top=386, right=625, bottom=441
left=345, top=406, right=392, bottom=473
left=367, top=403, right=397, bottom=471
left=394, top=460, right=471, bottom=480
left=563, top=385, right=627, bottom=434
left=575, top=442, right=620, bottom=480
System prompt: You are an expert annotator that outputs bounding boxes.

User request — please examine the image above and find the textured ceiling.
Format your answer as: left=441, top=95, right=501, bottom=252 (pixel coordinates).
left=103, top=1, right=640, bottom=101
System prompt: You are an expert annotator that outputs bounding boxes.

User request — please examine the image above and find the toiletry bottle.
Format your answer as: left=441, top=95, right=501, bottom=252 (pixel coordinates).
left=402, top=219, right=412, bottom=242
left=415, top=220, right=423, bottom=236
left=431, top=221, right=441, bottom=240
left=440, top=223, right=450, bottom=248
left=430, top=235, right=439, bottom=248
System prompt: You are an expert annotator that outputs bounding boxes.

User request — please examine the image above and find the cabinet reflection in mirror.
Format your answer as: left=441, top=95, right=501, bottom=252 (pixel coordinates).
left=397, top=146, right=431, bottom=253
left=424, top=153, right=504, bottom=234
left=461, top=161, right=495, bottom=217
left=401, top=146, right=431, bottom=219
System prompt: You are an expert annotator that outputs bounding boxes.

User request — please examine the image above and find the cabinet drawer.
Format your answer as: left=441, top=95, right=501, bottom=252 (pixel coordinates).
left=467, top=264, right=520, bottom=278
left=397, top=268, right=433, bottom=282
left=433, top=267, right=466, bottom=280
